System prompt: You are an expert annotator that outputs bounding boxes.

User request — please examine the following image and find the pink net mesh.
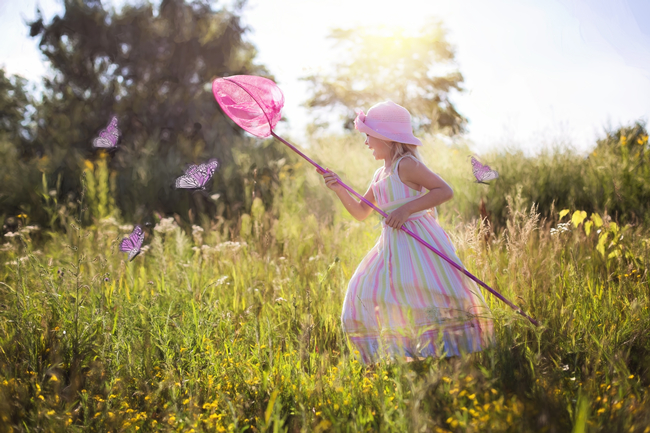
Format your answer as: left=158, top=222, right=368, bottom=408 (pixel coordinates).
left=212, top=75, right=285, bottom=138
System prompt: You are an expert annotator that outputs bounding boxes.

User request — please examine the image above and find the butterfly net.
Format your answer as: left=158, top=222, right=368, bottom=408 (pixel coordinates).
left=212, top=75, right=284, bottom=138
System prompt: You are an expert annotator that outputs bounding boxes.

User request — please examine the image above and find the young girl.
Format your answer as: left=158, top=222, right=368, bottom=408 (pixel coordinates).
left=318, top=101, right=493, bottom=363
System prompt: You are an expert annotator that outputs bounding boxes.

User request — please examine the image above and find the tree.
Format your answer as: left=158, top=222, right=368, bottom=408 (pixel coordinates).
left=0, top=69, right=46, bottom=231
left=302, top=21, right=467, bottom=136
left=0, top=69, right=30, bottom=145
left=27, top=0, right=286, bottom=225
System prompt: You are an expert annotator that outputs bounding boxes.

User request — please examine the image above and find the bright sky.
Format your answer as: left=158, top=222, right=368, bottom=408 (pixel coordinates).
left=1, top=0, right=649, bottom=155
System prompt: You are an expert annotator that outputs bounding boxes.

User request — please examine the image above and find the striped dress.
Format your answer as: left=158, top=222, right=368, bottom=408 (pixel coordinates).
left=341, top=155, right=494, bottom=363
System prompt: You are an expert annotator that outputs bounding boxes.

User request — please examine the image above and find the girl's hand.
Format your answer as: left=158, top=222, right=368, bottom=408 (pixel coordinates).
left=316, top=168, right=344, bottom=193
left=385, top=206, right=412, bottom=229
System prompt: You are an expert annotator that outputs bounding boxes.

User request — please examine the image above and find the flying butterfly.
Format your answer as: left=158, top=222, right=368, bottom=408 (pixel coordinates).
left=175, top=159, right=219, bottom=190
left=119, top=225, right=144, bottom=261
left=470, top=156, right=499, bottom=184
left=93, top=116, right=120, bottom=149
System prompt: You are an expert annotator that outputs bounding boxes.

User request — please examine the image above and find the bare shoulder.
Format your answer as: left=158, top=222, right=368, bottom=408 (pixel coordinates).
left=399, top=157, right=433, bottom=178
left=399, top=157, right=449, bottom=191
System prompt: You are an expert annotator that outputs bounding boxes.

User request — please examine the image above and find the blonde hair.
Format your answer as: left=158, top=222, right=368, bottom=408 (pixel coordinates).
left=386, top=141, right=424, bottom=173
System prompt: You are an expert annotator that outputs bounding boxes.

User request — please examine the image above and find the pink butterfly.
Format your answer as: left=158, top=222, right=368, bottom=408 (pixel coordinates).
left=119, top=225, right=144, bottom=261
left=175, top=159, right=219, bottom=190
left=93, top=116, right=120, bottom=148
left=471, top=156, right=499, bottom=184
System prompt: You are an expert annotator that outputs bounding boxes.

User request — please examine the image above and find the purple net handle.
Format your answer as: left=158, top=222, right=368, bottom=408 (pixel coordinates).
left=271, top=131, right=539, bottom=327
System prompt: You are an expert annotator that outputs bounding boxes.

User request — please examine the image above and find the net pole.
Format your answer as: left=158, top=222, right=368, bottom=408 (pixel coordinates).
left=270, top=131, right=539, bottom=327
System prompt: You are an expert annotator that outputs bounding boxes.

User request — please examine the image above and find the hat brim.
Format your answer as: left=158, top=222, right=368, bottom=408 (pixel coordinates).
left=354, top=112, right=422, bottom=146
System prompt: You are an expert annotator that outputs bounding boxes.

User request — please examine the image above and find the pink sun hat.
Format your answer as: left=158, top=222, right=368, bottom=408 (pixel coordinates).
left=354, top=101, right=422, bottom=146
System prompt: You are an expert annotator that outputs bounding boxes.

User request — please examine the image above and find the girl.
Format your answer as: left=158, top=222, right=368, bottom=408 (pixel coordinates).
left=318, top=101, right=493, bottom=363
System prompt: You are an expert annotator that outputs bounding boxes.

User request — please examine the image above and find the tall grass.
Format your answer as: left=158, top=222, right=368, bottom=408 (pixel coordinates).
left=1, top=134, right=649, bottom=432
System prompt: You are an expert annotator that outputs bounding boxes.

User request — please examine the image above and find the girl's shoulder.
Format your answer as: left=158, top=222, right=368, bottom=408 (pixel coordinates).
left=395, top=154, right=426, bottom=171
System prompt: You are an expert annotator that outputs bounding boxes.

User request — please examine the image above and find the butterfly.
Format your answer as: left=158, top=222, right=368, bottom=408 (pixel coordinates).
left=119, top=225, right=144, bottom=261
left=93, top=116, right=120, bottom=148
left=175, top=159, right=219, bottom=189
left=470, top=156, right=499, bottom=184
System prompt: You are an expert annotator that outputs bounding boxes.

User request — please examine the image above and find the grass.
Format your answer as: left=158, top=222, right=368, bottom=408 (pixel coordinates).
left=1, top=135, right=649, bottom=432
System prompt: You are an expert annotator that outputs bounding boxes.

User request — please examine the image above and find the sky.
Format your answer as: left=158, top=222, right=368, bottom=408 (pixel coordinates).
left=1, top=0, right=649, bottom=155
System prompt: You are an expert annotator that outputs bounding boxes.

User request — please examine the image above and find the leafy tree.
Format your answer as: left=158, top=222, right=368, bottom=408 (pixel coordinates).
left=27, top=0, right=287, bottom=225
left=0, top=69, right=31, bottom=145
left=0, top=69, right=44, bottom=231
left=302, top=21, right=466, bottom=135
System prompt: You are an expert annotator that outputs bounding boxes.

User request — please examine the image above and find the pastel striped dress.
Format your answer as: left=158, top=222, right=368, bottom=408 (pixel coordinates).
left=341, top=155, right=494, bottom=363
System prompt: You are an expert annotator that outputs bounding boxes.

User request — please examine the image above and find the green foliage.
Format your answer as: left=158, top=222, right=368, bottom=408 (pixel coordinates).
left=587, top=120, right=650, bottom=224
left=20, top=0, right=286, bottom=226
left=1, top=176, right=649, bottom=431
left=302, top=21, right=467, bottom=135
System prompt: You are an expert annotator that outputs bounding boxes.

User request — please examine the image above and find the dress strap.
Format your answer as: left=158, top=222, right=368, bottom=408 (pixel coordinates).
left=392, top=154, right=418, bottom=173
left=371, top=166, right=384, bottom=183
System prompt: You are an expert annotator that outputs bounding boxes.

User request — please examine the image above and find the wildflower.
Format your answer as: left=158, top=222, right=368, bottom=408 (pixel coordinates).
left=118, top=224, right=134, bottom=232
left=214, top=241, right=247, bottom=253
left=99, top=216, right=118, bottom=226
left=192, top=225, right=204, bottom=245
left=550, top=222, right=571, bottom=236
left=154, top=218, right=178, bottom=234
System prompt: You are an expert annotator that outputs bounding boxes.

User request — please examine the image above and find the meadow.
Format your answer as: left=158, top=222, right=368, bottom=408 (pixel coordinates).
left=1, top=135, right=649, bottom=432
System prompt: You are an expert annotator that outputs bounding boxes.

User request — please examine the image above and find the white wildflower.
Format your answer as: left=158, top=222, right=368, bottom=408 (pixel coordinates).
left=99, top=217, right=119, bottom=227
left=191, top=225, right=204, bottom=245
left=550, top=222, right=571, bottom=236
left=20, top=225, right=40, bottom=234
left=210, top=193, right=221, bottom=201
left=4, top=232, right=20, bottom=238
left=214, top=241, right=247, bottom=253
left=216, top=275, right=228, bottom=285
left=0, top=243, right=16, bottom=252
left=154, top=217, right=178, bottom=234
left=119, top=224, right=134, bottom=232
left=99, top=216, right=118, bottom=227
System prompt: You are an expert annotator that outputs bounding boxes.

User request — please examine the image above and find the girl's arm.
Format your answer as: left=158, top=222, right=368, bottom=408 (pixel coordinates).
left=317, top=168, right=377, bottom=221
left=385, top=158, right=453, bottom=228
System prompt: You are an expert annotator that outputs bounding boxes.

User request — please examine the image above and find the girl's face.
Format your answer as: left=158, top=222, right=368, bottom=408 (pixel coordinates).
left=364, top=134, right=392, bottom=160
